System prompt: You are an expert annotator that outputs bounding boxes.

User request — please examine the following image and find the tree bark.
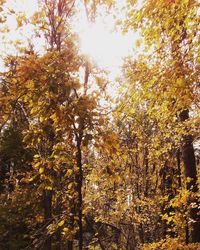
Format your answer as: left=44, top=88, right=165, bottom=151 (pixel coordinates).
left=67, top=240, right=73, bottom=250
left=144, top=148, right=149, bottom=197
left=179, top=109, right=200, bottom=243
left=43, top=189, right=52, bottom=250
left=179, top=110, right=198, bottom=192
left=176, top=149, right=182, bottom=189
left=66, top=205, right=75, bottom=250
left=76, top=139, right=83, bottom=250
left=56, top=196, right=62, bottom=249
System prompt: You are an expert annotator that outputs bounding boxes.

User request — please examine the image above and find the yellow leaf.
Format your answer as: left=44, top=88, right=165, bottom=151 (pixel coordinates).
left=65, top=169, right=73, bottom=177
left=2, top=114, right=9, bottom=120
left=34, top=162, right=41, bottom=169
left=16, top=14, right=26, bottom=28
left=176, top=77, right=184, bottom=86
left=58, top=220, right=64, bottom=227
left=68, top=182, right=73, bottom=190
left=39, top=167, right=44, bottom=174
left=28, top=175, right=38, bottom=182
left=40, top=116, right=45, bottom=122
left=63, top=227, right=69, bottom=233
left=135, top=39, right=141, bottom=48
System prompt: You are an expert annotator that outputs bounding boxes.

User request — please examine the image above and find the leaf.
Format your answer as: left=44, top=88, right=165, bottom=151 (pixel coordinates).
left=2, top=114, right=9, bottom=120
left=58, top=220, right=64, bottom=227
left=68, top=182, right=73, bottom=190
left=65, top=169, right=73, bottom=177
left=176, top=77, right=184, bottom=86
left=34, top=162, right=41, bottom=169
left=39, top=167, right=44, bottom=174
left=63, top=227, right=69, bottom=233
left=16, top=13, right=26, bottom=28
left=39, top=116, right=45, bottom=122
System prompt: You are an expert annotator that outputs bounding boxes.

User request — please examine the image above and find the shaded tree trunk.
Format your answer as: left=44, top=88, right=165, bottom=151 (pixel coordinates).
left=179, top=110, right=198, bottom=192
left=43, top=190, right=52, bottom=250
left=144, top=148, right=149, bottom=197
left=179, top=109, right=200, bottom=243
left=76, top=138, right=83, bottom=250
left=55, top=173, right=62, bottom=250
left=176, top=149, right=182, bottom=189
left=67, top=240, right=73, bottom=250
left=66, top=205, right=75, bottom=250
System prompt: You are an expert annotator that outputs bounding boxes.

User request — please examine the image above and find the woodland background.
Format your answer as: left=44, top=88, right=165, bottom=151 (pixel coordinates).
left=0, top=0, right=200, bottom=249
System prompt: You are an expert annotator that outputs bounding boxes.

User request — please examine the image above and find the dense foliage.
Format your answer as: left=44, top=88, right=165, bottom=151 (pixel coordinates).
left=0, top=0, right=199, bottom=249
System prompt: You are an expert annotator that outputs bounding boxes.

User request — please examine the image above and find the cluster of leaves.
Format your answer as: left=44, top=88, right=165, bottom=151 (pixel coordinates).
left=0, top=0, right=199, bottom=249
left=0, top=0, right=108, bottom=249
left=142, top=238, right=200, bottom=250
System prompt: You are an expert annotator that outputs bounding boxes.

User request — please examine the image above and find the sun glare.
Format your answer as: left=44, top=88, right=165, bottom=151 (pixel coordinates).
left=78, top=18, right=137, bottom=73
left=73, top=3, right=138, bottom=74
left=1, top=0, right=139, bottom=78
left=80, top=22, right=127, bottom=68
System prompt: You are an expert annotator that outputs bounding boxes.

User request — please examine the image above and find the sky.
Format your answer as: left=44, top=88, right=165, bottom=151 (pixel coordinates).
left=0, top=0, right=139, bottom=80
left=73, top=1, right=137, bottom=77
left=0, top=0, right=39, bottom=69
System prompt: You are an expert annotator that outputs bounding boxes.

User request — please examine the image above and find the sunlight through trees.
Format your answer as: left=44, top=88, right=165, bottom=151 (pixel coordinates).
left=0, top=0, right=199, bottom=249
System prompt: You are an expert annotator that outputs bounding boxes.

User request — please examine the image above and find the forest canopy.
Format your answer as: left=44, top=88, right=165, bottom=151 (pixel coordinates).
left=0, top=0, right=199, bottom=249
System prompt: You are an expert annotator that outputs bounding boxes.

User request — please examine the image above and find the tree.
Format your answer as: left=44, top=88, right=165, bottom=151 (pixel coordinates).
left=1, top=1, right=108, bottom=249
left=0, top=0, right=199, bottom=249
left=122, top=0, right=200, bottom=243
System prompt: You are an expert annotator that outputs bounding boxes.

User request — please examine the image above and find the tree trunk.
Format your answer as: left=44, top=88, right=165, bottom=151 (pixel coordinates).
left=179, top=110, right=198, bottom=192
left=144, top=148, right=149, bottom=197
left=176, top=149, right=182, bottom=189
left=43, top=189, right=52, bottom=250
left=67, top=240, right=73, bottom=250
left=76, top=139, right=83, bottom=250
left=56, top=196, right=62, bottom=250
left=66, top=205, right=75, bottom=250
left=179, top=109, right=200, bottom=243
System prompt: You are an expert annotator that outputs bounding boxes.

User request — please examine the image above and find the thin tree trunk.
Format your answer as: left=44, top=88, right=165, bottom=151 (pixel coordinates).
left=67, top=240, right=73, bottom=250
left=76, top=139, right=83, bottom=250
left=185, top=216, right=189, bottom=244
left=144, top=148, right=149, bottom=197
left=139, top=222, right=144, bottom=244
left=176, top=149, right=182, bottom=189
left=55, top=171, right=62, bottom=249
left=66, top=204, right=75, bottom=250
left=43, top=189, right=52, bottom=250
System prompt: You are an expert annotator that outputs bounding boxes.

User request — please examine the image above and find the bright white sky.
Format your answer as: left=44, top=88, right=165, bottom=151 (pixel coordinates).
left=73, top=1, right=137, bottom=76
left=0, top=0, right=139, bottom=79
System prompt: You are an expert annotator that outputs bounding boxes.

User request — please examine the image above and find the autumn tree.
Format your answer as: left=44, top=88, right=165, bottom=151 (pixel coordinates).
left=0, top=1, right=109, bottom=249
left=121, top=0, right=200, bottom=244
left=0, top=0, right=199, bottom=249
